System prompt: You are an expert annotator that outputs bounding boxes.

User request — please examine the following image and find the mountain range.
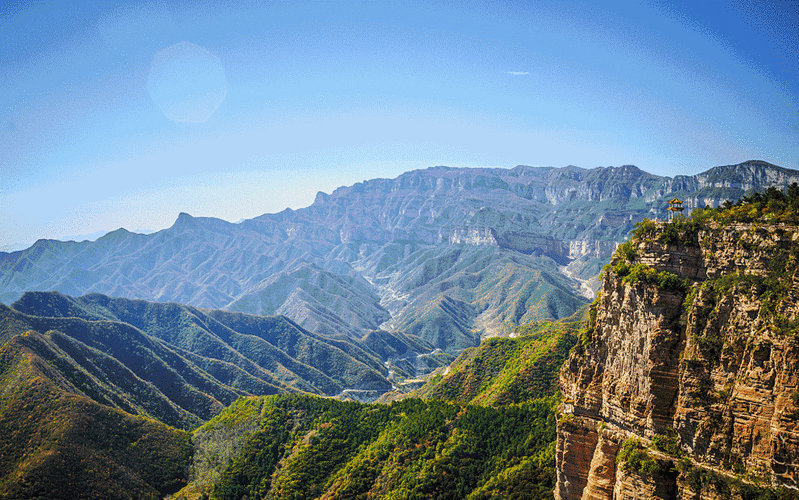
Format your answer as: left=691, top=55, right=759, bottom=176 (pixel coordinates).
left=3, top=160, right=799, bottom=357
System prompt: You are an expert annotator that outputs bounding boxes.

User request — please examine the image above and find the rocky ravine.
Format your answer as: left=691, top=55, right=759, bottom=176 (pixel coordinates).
left=557, top=219, right=799, bottom=499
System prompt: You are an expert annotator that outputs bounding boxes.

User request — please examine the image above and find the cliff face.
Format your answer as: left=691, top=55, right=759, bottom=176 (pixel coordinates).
left=557, top=219, right=799, bottom=499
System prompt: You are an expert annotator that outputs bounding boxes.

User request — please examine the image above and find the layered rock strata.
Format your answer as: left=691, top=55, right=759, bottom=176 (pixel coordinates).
left=557, top=220, right=799, bottom=499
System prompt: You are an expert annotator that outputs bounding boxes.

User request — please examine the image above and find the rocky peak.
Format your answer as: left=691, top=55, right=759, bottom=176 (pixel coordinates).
left=172, top=211, right=196, bottom=228
left=697, top=160, right=799, bottom=191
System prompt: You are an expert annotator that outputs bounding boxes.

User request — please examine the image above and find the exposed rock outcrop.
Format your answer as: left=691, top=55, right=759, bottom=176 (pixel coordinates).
left=449, top=227, right=500, bottom=246
left=556, top=219, right=799, bottom=499
left=449, top=227, right=569, bottom=261
left=569, top=240, right=620, bottom=260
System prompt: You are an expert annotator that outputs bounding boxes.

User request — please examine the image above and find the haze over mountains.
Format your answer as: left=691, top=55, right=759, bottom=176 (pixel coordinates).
left=3, top=160, right=799, bottom=355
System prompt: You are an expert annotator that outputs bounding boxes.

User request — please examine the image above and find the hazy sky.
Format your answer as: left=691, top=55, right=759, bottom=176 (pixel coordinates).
left=2, top=0, right=798, bottom=251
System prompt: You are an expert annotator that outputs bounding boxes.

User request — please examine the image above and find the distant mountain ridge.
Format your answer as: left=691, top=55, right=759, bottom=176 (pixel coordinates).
left=2, top=160, right=797, bottom=351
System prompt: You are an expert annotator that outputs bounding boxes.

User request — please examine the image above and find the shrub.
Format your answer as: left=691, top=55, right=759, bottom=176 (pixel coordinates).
left=651, top=431, right=680, bottom=457
left=616, top=240, right=638, bottom=262
left=616, top=438, right=660, bottom=476
left=611, top=260, right=688, bottom=293
left=631, top=219, right=658, bottom=240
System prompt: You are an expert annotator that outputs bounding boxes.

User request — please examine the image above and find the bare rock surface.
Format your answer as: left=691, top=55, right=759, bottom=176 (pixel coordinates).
left=557, top=220, right=799, bottom=499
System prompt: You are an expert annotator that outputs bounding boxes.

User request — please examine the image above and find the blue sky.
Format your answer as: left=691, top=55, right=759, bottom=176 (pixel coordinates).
left=2, top=0, right=798, bottom=251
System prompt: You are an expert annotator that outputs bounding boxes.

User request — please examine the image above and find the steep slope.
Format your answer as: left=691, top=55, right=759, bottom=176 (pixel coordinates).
left=412, top=309, right=584, bottom=405
left=556, top=187, right=799, bottom=499
left=0, top=302, right=236, bottom=427
left=176, top=393, right=559, bottom=500
left=4, top=161, right=796, bottom=350
left=0, top=331, right=193, bottom=499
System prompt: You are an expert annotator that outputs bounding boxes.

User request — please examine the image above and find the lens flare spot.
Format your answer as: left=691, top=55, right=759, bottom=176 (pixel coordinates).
left=147, top=41, right=226, bottom=123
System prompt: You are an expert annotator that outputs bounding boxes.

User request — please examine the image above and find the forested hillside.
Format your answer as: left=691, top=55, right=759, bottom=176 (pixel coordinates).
left=413, top=308, right=584, bottom=405
left=178, top=394, right=559, bottom=500
left=2, top=291, right=455, bottom=414
left=0, top=297, right=583, bottom=499
left=173, top=312, right=587, bottom=499
left=0, top=331, right=192, bottom=499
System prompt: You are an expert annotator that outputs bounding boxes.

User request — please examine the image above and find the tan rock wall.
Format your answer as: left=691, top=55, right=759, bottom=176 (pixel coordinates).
left=581, top=430, right=619, bottom=500
left=556, top=419, right=599, bottom=500
left=556, top=221, right=799, bottom=499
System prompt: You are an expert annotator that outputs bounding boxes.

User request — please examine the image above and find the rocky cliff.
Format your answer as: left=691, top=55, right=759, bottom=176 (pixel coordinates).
left=556, top=204, right=799, bottom=499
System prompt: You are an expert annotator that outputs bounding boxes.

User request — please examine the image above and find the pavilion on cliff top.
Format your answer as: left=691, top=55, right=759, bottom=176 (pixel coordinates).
left=667, top=197, right=684, bottom=221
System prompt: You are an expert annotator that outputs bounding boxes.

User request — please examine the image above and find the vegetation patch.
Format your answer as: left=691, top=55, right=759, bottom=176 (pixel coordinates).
left=651, top=430, right=681, bottom=457
left=630, top=215, right=706, bottom=247
left=606, top=226, right=689, bottom=294
left=616, top=437, right=660, bottom=476
left=611, top=260, right=687, bottom=292
left=415, top=315, right=581, bottom=406
left=714, top=185, right=799, bottom=225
